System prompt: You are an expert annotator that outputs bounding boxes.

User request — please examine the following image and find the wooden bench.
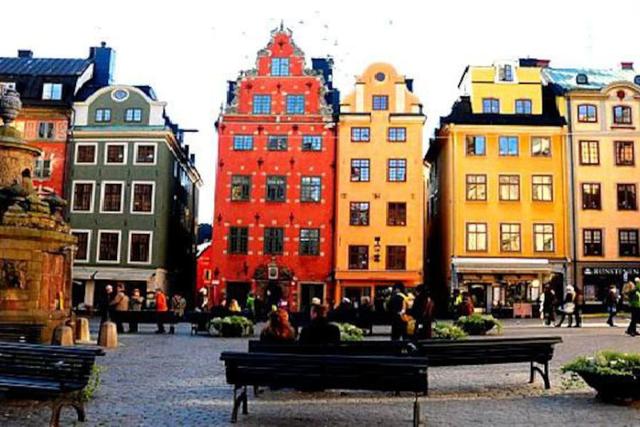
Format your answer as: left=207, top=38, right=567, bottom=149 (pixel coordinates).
left=0, top=342, right=105, bottom=427
left=220, top=351, right=428, bottom=426
left=110, top=310, right=180, bottom=333
left=0, top=323, right=44, bottom=343
left=248, top=336, right=562, bottom=389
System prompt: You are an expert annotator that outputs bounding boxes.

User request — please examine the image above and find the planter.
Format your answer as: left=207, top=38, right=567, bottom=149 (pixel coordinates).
left=455, top=314, right=503, bottom=336
left=207, top=316, right=254, bottom=338
left=577, top=371, right=640, bottom=403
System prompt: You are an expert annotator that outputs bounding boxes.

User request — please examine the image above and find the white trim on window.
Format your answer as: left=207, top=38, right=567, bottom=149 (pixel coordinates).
left=99, top=180, right=125, bottom=214
left=71, top=229, right=91, bottom=263
left=128, top=230, right=153, bottom=265
left=104, top=142, right=128, bottom=165
left=133, top=142, right=158, bottom=166
left=97, top=229, right=121, bottom=264
left=70, top=180, right=96, bottom=213
left=74, top=143, right=98, bottom=165
left=130, top=181, right=156, bottom=215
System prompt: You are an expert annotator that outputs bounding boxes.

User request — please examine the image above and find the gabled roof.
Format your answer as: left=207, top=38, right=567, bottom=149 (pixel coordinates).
left=0, top=57, right=92, bottom=76
left=543, top=67, right=637, bottom=92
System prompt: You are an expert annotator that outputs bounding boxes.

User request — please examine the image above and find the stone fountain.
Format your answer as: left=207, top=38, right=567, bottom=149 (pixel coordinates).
left=0, top=88, right=75, bottom=343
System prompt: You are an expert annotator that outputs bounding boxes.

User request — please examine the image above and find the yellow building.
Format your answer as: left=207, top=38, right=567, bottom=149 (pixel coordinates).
left=426, top=59, right=569, bottom=312
left=334, top=63, right=425, bottom=304
left=545, top=65, right=640, bottom=305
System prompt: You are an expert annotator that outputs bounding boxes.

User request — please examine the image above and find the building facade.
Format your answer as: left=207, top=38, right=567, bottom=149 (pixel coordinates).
left=210, top=26, right=339, bottom=312
left=426, top=59, right=569, bottom=313
left=69, top=84, right=201, bottom=310
left=335, top=63, right=425, bottom=304
left=545, top=65, right=640, bottom=306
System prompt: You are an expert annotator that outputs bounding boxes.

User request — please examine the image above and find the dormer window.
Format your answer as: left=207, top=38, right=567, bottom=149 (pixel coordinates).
left=271, top=58, right=289, bottom=76
left=499, top=64, right=513, bottom=82
left=576, top=74, right=589, bottom=85
left=42, top=83, right=62, bottom=100
left=634, top=75, right=640, bottom=86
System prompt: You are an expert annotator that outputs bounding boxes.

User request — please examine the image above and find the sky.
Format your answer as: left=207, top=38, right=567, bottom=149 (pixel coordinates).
left=7, top=0, right=640, bottom=223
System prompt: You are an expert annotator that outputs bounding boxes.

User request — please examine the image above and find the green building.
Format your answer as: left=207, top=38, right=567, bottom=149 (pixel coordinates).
left=69, top=84, right=202, bottom=310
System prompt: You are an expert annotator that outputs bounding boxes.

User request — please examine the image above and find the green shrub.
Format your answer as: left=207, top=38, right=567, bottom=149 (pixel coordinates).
left=455, top=313, right=503, bottom=335
left=563, top=351, right=640, bottom=378
left=433, top=323, right=467, bottom=340
left=82, top=365, right=104, bottom=401
left=208, top=316, right=254, bottom=337
left=335, top=322, right=364, bottom=341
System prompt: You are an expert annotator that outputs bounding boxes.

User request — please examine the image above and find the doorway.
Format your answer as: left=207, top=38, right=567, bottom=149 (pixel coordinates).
left=299, top=283, right=324, bottom=313
left=469, top=283, right=487, bottom=312
left=226, top=281, right=251, bottom=308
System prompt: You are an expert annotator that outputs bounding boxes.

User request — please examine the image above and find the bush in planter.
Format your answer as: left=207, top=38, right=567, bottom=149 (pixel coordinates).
left=208, top=316, right=254, bottom=337
left=455, top=313, right=503, bottom=335
left=433, top=323, right=467, bottom=340
left=335, top=322, right=364, bottom=341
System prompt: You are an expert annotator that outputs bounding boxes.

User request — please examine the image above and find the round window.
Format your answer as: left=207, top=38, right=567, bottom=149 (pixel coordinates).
left=375, top=72, right=386, bottom=82
left=112, top=89, right=129, bottom=102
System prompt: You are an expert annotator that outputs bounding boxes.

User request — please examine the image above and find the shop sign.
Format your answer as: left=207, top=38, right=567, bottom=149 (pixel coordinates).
left=583, top=267, right=640, bottom=276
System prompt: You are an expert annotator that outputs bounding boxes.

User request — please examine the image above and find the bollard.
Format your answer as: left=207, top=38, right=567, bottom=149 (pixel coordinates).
left=98, top=321, right=118, bottom=348
left=51, top=325, right=74, bottom=346
left=76, top=317, right=91, bottom=342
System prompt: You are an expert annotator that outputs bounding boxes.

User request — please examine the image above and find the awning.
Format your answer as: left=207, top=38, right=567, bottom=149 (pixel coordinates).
left=453, top=257, right=565, bottom=274
left=73, top=266, right=156, bottom=281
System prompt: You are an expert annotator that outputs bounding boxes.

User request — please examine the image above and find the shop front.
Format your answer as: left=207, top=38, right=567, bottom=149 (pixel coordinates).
left=577, top=263, right=640, bottom=309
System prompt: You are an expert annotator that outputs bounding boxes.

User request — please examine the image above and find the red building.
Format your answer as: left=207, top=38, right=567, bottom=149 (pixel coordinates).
left=196, top=242, right=214, bottom=294
left=210, top=26, right=339, bottom=312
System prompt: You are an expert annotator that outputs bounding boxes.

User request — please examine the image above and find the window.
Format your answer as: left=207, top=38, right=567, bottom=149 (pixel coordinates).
left=38, top=122, right=54, bottom=139
left=388, top=127, right=406, bottom=142
left=579, top=141, right=599, bottom=165
left=71, top=182, right=94, bottom=212
left=499, top=136, right=518, bottom=156
left=302, top=135, right=322, bottom=151
left=498, top=64, right=513, bottom=82
left=581, top=183, right=601, bottom=209
left=350, top=202, right=370, bottom=226
left=95, top=109, right=111, bottom=122
left=97, top=231, right=120, bottom=262
left=105, top=144, right=126, bottom=164
left=500, top=223, right=521, bottom=252
left=286, top=95, right=305, bottom=114
left=466, top=174, right=487, bottom=201
left=388, top=159, right=407, bottom=182
left=386, top=246, right=406, bottom=270
left=577, top=104, right=597, bottom=122
left=613, top=105, right=632, bottom=125
left=72, top=231, right=90, bottom=262
left=124, top=108, right=142, bottom=122
left=532, top=137, right=551, bottom=157
left=233, top=135, right=253, bottom=151
left=615, top=141, right=635, bottom=166
left=350, top=159, right=370, bottom=182
left=131, top=182, right=154, bottom=213
left=534, top=224, right=554, bottom=252
left=301, top=177, right=321, bottom=202
left=348, top=245, right=369, bottom=270
left=619, top=229, right=639, bottom=257
left=466, top=223, right=487, bottom=252
left=75, top=144, right=96, bottom=164
left=617, top=184, right=637, bottom=210
left=271, top=57, right=289, bottom=76
left=252, top=95, right=271, bottom=114
left=387, top=202, right=407, bottom=226
left=351, top=127, right=370, bottom=142
left=300, top=229, right=320, bottom=256
left=532, top=175, right=553, bottom=201
left=264, top=227, right=284, bottom=255
left=267, top=135, right=288, bottom=151
left=42, top=83, right=62, bottom=100
left=129, top=232, right=152, bottom=264
left=231, top=175, right=251, bottom=201
left=34, top=159, right=51, bottom=179
left=499, top=175, right=520, bottom=201
left=515, top=99, right=532, bottom=114
left=134, top=144, right=156, bottom=164
left=583, top=229, right=603, bottom=256
left=372, top=95, right=389, bottom=111
left=266, top=176, right=286, bottom=201
left=101, top=182, right=124, bottom=213
left=466, top=135, right=486, bottom=156
left=482, top=98, right=500, bottom=113
left=229, top=227, right=248, bottom=254
left=576, top=74, right=589, bottom=85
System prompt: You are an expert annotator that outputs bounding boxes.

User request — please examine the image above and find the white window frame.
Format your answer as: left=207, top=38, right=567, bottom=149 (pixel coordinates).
left=130, top=181, right=156, bottom=215
left=104, top=142, right=128, bottom=165
left=74, top=143, right=98, bottom=165
left=42, top=83, right=63, bottom=100
left=128, top=230, right=153, bottom=265
left=97, top=229, right=121, bottom=264
left=133, top=142, right=158, bottom=166
left=99, top=180, right=125, bottom=214
left=70, top=180, right=96, bottom=213
left=71, top=229, right=91, bottom=263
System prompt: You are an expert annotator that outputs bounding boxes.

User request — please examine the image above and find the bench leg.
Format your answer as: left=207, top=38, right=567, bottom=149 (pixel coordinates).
left=413, top=394, right=421, bottom=427
left=72, top=400, right=86, bottom=422
left=49, top=401, right=63, bottom=427
left=242, top=385, right=248, bottom=415
left=530, top=361, right=551, bottom=389
left=529, top=361, right=535, bottom=384
left=231, top=385, right=248, bottom=423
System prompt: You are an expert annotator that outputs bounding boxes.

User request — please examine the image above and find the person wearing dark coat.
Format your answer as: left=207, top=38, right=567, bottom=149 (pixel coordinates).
left=411, top=285, right=435, bottom=339
left=299, top=304, right=340, bottom=345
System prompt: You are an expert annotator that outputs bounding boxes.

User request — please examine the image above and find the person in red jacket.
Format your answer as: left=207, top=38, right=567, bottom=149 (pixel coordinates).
left=155, top=288, right=168, bottom=334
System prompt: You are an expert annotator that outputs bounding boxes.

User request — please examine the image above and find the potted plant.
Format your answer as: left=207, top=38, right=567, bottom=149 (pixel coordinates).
left=207, top=316, right=254, bottom=337
left=562, top=351, right=640, bottom=403
left=335, top=322, right=364, bottom=341
left=433, top=323, right=467, bottom=340
left=455, top=313, right=503, bottom=335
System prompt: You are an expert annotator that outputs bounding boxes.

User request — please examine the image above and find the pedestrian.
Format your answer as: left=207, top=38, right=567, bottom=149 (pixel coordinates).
left=101, top=284, right=114, bottom=322
left=388, top=282, right=409, bottom=341
left=573, top=288, right=584, bottom=327
left=260, top=308, right=295, bottom=343
left=245, top=292, right=256, bottom=321
left=109, top=283, right=129, bottom=333
left=458, top=291, right=475, bottom=317
left=299, top=304, right=341, bottom=345
left=171, top=292, right=187, bottom=319
left=625, top=278, right=640, bottom=337
left=542, top=285, right=556, bottom=326
left=155, top=288, right=168, bottom=334
left=604, top=285, right=619, bottom=327
left=357, top=296, right=374, bottom=332
left=195, top=287, right=209, bottom=312
left=411, top=284, right=435, bottom=339
left=555, top=285, right=576, bottom=327
left=128, top=288, right=144, bottom=333
left=228, top=298, right=242, bottom=313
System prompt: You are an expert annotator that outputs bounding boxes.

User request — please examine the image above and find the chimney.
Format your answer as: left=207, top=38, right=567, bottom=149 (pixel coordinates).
left=17, top=50, right=33, bottom=59
left=89, top=42, right=116, bottom=87
left=536, top=59, right=550, bottom=68
left=405, top=78, right=414, bottom=92
left=621, top=61, right=634, bottom=70
left=189, top=154, right=195, bottom=164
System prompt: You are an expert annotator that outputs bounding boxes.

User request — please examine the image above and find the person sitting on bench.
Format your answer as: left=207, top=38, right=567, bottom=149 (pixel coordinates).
left=260, top=308, right=295, bottom=343
left=299, top=304, right=340, bottom=345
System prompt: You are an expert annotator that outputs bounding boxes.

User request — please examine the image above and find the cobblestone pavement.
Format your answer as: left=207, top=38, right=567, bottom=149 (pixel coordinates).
left=2, top=319, right=640, bottom=426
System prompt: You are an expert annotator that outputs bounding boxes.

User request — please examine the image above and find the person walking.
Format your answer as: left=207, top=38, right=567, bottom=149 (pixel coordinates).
left=155, top=288, right=168, bottom=334
left=411, top=284, right=435, bottom=339
left=625, top=278, right=640, bottom=337
left=604, top=285, right=619, bottom=327
left=573, top=289, right=585, bottom=328
left=101, top=284, right=114, bottom=322
left=128, top=288, right=144, bottom=333
left=388, top=283, right=409, bottom=341
left=109, top=283, right=129, bottom=333
left=542, top=286, right=556, bottom=326
left=555, top=285, right=576, bottom=327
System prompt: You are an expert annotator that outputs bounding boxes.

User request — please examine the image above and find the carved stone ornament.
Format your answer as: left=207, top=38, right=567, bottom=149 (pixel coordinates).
left=0, top=88, right=22, bottom=125
left=0, top=260, right=27, bottom=289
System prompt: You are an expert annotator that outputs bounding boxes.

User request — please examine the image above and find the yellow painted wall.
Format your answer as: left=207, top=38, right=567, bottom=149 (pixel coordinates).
left=469, top=65, right=544, bottom=114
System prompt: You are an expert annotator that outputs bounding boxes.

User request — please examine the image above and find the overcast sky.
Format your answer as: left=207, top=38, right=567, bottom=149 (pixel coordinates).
left=8, top=0, right=640, bottom=222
